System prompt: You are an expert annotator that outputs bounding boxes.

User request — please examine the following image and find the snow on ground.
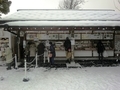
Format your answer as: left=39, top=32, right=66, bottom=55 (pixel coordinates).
left=0, top=66, right=120, bottom=90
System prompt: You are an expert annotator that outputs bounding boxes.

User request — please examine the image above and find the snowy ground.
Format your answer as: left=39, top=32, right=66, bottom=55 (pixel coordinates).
left=0, top=65, right=120, bottom=90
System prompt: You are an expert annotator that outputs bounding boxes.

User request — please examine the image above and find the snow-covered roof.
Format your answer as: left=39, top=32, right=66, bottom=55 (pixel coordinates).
left=1, top=9, right=120, bottom=21
left=1, top=9, right=120, bottom=27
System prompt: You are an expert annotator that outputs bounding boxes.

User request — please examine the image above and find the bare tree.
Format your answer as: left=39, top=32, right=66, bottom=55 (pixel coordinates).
left=118, top=0, right=120, bottom=3
left=59, top=0, right=85, bottom=9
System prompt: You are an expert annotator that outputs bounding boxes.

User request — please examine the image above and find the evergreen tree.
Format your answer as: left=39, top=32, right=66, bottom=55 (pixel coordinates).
left=0, top=0, right=11, bottom=16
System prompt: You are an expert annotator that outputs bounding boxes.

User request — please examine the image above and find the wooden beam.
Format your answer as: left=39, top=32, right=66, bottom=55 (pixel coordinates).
left=4, top=26, right=120, bottom=31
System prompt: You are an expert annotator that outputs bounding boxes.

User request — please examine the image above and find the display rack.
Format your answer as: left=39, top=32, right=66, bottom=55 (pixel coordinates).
left=0, top=37, right=9, bottom=49
left=26, top=31, right=115, bottom=57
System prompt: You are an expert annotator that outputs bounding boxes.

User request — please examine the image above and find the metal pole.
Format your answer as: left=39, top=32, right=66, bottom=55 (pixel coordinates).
left=15, top=54, right=18, bottom=69
left=44, top=52, right=45, bottom=63
left=72, top=45, right=74, bottom=60
left=71, top=34, right=75, bottom=62
left=48, top=50, right=50, bottom=63
left=35, top=53, right=38, bottom=68
left=23, top=58, right=29, bottom=82
left=24, top=59, right=27, bottom=78
left=116, top=53, right=119, bottom=62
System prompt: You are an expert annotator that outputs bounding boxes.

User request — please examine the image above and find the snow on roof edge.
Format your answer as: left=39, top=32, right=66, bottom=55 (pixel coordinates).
left=17, top=9, right=115, bottom=12
left=4, top=21, right=120, bottom=27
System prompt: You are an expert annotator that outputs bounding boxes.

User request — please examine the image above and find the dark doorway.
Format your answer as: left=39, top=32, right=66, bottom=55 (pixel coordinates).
left=20, top=37, right=24, bottom=59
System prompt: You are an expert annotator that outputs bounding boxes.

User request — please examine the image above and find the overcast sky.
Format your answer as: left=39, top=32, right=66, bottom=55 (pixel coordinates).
left=4, top=0, right=120, bottom=16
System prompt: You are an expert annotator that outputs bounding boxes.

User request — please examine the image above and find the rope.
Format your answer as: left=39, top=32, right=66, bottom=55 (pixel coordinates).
left=26, top=53, right=44, bottom=64
left=37, top=53, right=44, bottom=57
left=25, top=53, right=45, bottom=69
left=27, top=57, right=36, bottom=65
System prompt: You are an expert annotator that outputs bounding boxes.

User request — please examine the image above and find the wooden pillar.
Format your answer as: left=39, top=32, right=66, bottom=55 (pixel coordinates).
left=70, top=30, right=75, bottom=61
left=17, top=30, right=20, bottom=61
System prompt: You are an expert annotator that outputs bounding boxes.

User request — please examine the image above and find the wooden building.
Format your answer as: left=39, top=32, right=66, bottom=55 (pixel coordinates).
left=0, top=9, right=120, bottom=62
